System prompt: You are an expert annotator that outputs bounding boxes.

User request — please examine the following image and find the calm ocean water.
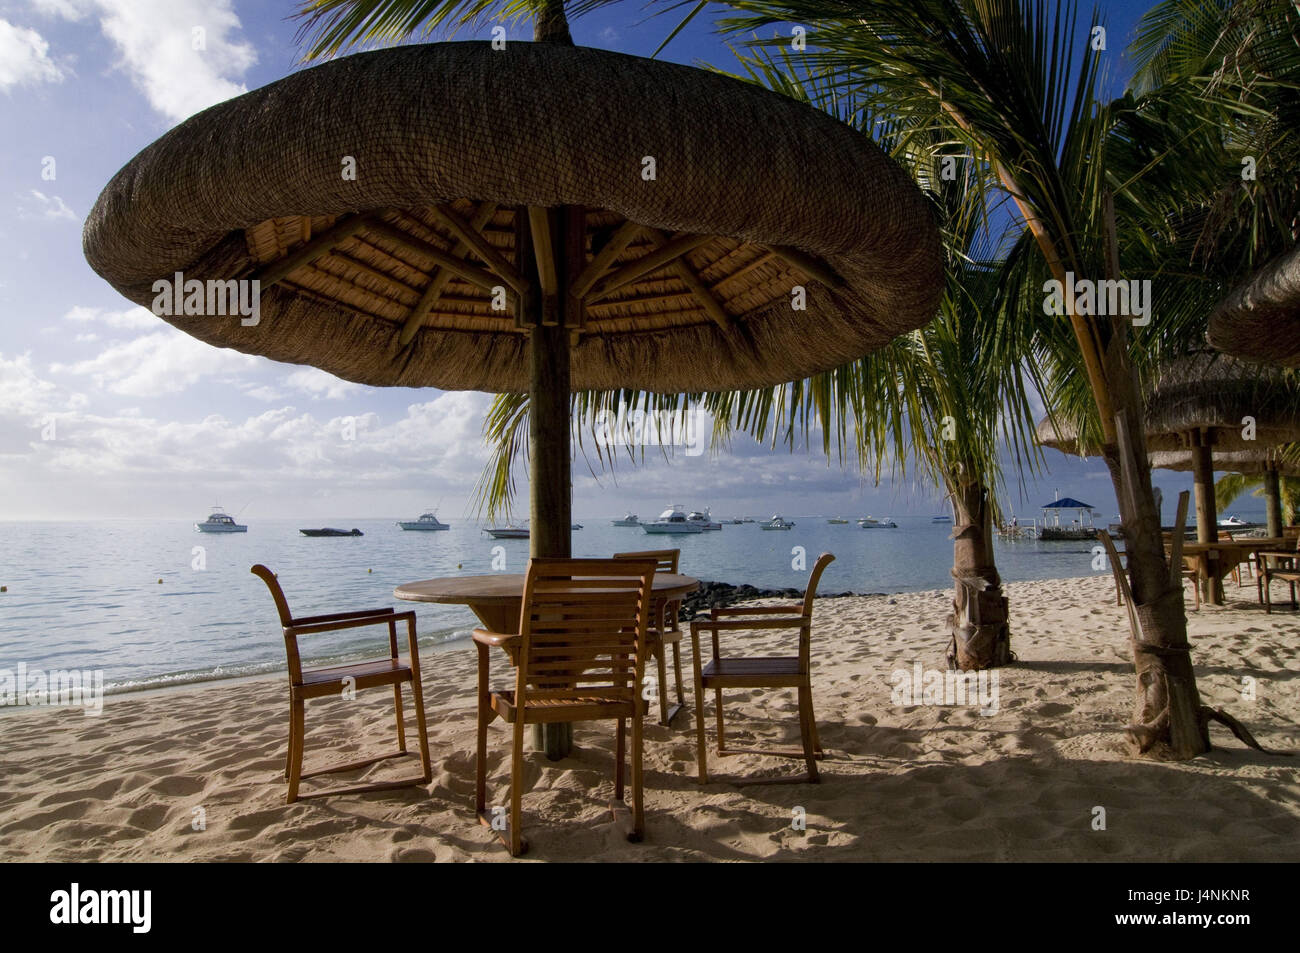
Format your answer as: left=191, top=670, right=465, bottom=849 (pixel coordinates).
left=0, top=509, right=1266, bottom=695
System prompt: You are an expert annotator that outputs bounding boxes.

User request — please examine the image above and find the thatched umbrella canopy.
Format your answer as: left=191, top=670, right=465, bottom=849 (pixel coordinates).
left=83, top=39, right=943, bottom=755
left=1207, top=244, right=1300, bottom=368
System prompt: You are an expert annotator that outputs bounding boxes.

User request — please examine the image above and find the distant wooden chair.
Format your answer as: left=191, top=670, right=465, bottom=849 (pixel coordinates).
left=250, top=565, right=431, bottom=804
left=614, top=549, right=685, bottom=725
left=474, top=557, right=657, bottom=856
left=1260, top=536, right=1300, bottom=613
left=689, top=553, right=835, bottom=785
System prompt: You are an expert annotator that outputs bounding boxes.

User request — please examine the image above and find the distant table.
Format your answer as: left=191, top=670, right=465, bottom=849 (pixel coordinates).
left=395, top=572, right=700, bottom=758
left=1166, top=538, right=1285, bottom=606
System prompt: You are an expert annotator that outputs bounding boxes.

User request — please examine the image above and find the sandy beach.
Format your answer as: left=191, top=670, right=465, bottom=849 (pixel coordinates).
left=2, top=573, right=1297, bottom=862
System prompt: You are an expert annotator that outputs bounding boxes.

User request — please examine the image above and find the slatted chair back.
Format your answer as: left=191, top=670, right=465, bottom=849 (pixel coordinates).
left=613, top=549, right=680, bottom=574
left=515, top=558, right=657, bottom=710
left=252, top=564, right=307, bottom=684
left=800, top=553, right=836, bottom=620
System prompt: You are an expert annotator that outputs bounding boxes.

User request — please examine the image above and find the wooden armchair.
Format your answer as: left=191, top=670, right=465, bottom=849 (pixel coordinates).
left=1259, top=536, right=1300, bottom=613
left=250, top=565, right=431, bottom=804
left=474, top=557, right=657, bottom=856
left=689, top=553, right=835, bottom=785
left=614, top=549, right=685, bottom=725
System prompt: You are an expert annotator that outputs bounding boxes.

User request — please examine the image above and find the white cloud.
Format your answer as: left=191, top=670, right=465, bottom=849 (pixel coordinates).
left=285, top=367, right=363, bottom=401
left=15, top=189, right=76, bottom=221
left=64, top=303, right=155, bottom=329
left=0, top=19, right=65, bottom=90
left=37, top=1, right=255, bottom=121
left=50, top=329, right=259, bottom=396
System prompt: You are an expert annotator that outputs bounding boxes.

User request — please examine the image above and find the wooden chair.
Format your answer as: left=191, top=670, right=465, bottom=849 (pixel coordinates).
left=689, top=553, right=835, bottom=785
left=614, top=549, right=685, bottom=725
left=474, top=557, right=657, bottom=856
left=1260, top=536, right=1300, bottom=613
left=250, top=565, right=431, bottom=804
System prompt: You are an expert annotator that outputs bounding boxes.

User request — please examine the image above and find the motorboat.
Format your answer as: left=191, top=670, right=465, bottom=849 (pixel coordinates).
left=397, top=511, right=449, bottom=531
left=827, top=518, right=849, bottom=524
left=859, top=516, right=898, bottom=528
left=643, top=505, right=704, bottom=534
left=760, top=514, right=795, bottom=531
left=485, top=525, right=529, bottom=539
left=1219, top=515, right=1257, bottom=529
left=196, top=506, right=246, bottom=533
left=572, top=523, right=584, bottom=530
left=687, top=509, right=722, bottom=530
left=611, top=514, right=640, bottom=527
left=300, top=528, right=363, bottom=537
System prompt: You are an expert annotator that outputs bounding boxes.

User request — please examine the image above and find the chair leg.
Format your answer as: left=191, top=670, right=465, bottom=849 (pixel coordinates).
left=714, top=688, right=726, bottom=753
left=629, top=711, right=644, bottom=842
left=509, top=717, right=526, bottom=858
left=284, top=704, right=295, bottom=781
left=808, top=698, right=823, bottom=755
left=614, top=717, right=626, bottom=801
left=1265, top=574, right=1273, bottom=614
left=475, top=646, right=490, bottom=815
left=409, top=678, right=432, bottom=784
left=690, top=641, right=709, bottom=784
left=392, top=683, right=407, bottom=754
left=798, top=686, right=819, bottom=782
left=671, top=641, right=686, bottom=711
left=656, top=641, right=670, bottom=726
left=286, top=699, right=306, bottom=804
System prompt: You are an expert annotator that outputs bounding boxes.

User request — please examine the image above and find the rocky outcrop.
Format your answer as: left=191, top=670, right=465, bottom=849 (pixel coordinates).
left=677, top=580, right=867, bottom=621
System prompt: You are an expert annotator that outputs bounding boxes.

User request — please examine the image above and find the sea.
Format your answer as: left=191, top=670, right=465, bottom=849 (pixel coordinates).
left=0, top=507, right=1268, bottom=696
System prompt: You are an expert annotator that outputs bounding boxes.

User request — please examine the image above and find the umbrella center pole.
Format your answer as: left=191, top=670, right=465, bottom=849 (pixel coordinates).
left=519, top=203, right=585, bottom=759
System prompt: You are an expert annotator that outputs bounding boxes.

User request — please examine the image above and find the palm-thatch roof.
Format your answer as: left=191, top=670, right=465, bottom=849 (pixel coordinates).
left=1207, top=243, right=1300, bottom=368
left=82, top=42, right=943, bottom=394
left=1148, top=448, right=1300, bottom=477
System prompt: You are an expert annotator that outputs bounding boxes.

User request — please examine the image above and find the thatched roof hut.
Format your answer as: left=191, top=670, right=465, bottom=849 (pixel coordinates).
left=82, top=42, right=943, bottom=396
left=1207, top=244, right=1300, bottom=368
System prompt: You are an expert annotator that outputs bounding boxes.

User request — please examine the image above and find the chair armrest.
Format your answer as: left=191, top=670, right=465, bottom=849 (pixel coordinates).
left=287, top=610, right=414, bottom=636
left=1257, top=551, right=1297, bottom=560
left=709, top=604, right=805, bottom=616
left=291, top=607, right=396, bottom=625
left=691, top=616, right=807, bottom=631
left=472, top=628, right=520, bottom=649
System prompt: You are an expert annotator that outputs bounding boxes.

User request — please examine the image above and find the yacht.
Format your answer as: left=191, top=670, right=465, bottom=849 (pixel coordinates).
left=827, top=518, right=849, bottom=524
left=611, top=514, right=640, bottom=527
left=300, top=528, right=363, bottom=537
left=687, top=509, right=722, bottom=531
left=1219, top=514, right=1257, bottom=529
left=643, top=505, right=704, bottom=535
left=859, top=516, right=898, bottom=529
left=196, top=506, right=246, bottom=533
left=485, top=525, right=529, bottom=539
left=760, top=514, right=795, bottom=531
left=397, top=511, right=449, bottom=531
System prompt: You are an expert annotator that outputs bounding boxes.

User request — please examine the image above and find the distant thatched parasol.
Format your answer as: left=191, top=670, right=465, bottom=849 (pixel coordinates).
left=1207, top=244, right=1300, bottom=368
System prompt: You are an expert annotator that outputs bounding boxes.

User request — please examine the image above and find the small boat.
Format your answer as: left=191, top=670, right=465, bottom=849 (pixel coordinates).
left=760, top=514, right=795, bottom=530
left=859, top=516, right=898, bottom=529
left=827, top=518, right=849, bottom=524
left=687, top=509, right=722, bottom=530
left=397, top=511, right=449, bottom=531
left=1219, top=514, right=1256, bottom=529
left=730, top=519, right=745, bottom=525
left=742, top=517, right=756, bottom=523
left=931, top=514, right=952, bottom=524
left=300, top=528, right=363, bottom=537
left=643, top=505, right=704, bottom=534
left=611, top=514, right=640, bottom=527
left=486, top=525, right=529, bottom=539
left=572, top=523, right=584, bottom=530
left=195, top=506, right=246, bottom=533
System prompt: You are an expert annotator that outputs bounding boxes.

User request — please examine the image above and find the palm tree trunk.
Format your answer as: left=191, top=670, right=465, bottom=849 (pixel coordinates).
left=534, top=0, right=573, bottom=43
left=1264, top=466, right=1283, bottom=538
left=945, top=475, right=1012, bottom=671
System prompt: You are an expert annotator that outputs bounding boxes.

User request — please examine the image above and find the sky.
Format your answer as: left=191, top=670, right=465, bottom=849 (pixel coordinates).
left=0, top=0, right=1221, bottom=523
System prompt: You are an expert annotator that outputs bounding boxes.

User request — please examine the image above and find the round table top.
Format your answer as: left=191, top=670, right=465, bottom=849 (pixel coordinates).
left=394, top=572, right=700, bottom=605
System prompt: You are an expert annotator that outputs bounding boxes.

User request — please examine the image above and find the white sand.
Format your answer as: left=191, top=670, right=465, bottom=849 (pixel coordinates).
left=2, top=574, right=1297, bottom=862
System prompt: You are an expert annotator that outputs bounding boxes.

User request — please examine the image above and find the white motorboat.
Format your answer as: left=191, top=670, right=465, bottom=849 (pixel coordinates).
left=687, top=509, right=722, bottom=530
left=1218, top=514, right=1258, bottom=529
left=760, top=514, right=795, bottom=530
left=611, top=513, right=640, bottom=527
left=859, top=516, right=898, bottom=528
left=195, top=506, right=246, bottom=533
left=642, top=505, right=704, bottom=534
left=397, top=511, right=449, bottom=531
left=485, top=525, right=529, bottom=539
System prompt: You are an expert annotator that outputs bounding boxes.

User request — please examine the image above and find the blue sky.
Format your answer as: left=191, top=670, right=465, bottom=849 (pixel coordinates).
left=0, top=0, right=1222, bottom=523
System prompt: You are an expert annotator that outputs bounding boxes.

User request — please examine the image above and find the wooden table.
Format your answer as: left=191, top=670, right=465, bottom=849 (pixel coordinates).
left=1166, top=538, right=1285, bottom=606
left=395, top=572, right=700, bottom=759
